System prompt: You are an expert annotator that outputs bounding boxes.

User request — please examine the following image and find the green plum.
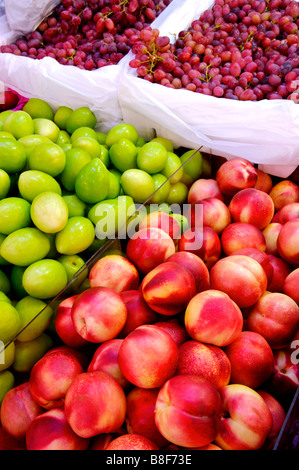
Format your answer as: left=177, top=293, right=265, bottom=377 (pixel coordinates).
left=13, top=333, right=53, bottom=373
left=121, top=169, right=155, bottom=204
left=137, top=141, right=168, bottom=175
left=0, top=370, right=14, bottom=405
left=0, top=138, right=27, bottom=173
left=30, top=192, right=69, bottom=234
left=0, top=291, right=11, bottom=303
left=72, top=136, right=103, bottom=159
left=0, top=170, right=10, bottom=200
left=23, top=98, right=54, bottom=121
left=28, top=142, right=66, bottom=177
left=56, top=130, right=71, bottom=147
left=180, top=149, right=203, bottom=185
left=109, top=138, right=138, bottom=172
left=3, top=111, right=34, bottom=139
left=22, top=259, right=68, bottom=299
left=62, top=194, right=87, bottom=217
left=0, top=342, right=15, bottom=372
left=0, top=131, right=16, bottom=140
left=60, top=147, right=91, bottom=191
left=54, top=106, right=73, bottom=130
left=166, top=182, right=189, bottom=205
left=18, top=170, right=62, bottom=202
left=75, top=158, right=110, bottom=204
left=60, top=143, right=72, bottom=153
left=15, top=296, right=53, bottom=342
left=96, top=131, right=107, bottom=145
left=58, top=254, right=88, bottom=290
left=106, top=123, right=139, bottom=147
left=162, top=152, right=184, bottom=184
left=107, top=170, right=121, bottom=199
left=171, top=213, right=189, bottom=235
left=0, top=197, right=31, bottom=235
left=0, top=227, right=50, bottom=267
left=0, top=301, right=21, bottom=344
left=0, top=269, right=11, bottom=294
left=150, top=173, right=171, bottom=205
left=55, top=216, right=95, bottom=256
left=151, top=137, right=174, bottom=152
left=11, top=266, right=28, bottom=299
left=0, top=110, right=14, bottom=130
left=18, top=134, right=52, bottom=161
left=136, top=135, right=146, bottom=147
left=0, top=234, right=9, bottom=266
left=33, top=118, right=60, bottom=142
left=99, top=144, right=110, bottom=167
left=66, top=107, right=97, bottom=134
left=89, top=195, right=135, bottom=240
left=70, top=126, right=98, bottom=143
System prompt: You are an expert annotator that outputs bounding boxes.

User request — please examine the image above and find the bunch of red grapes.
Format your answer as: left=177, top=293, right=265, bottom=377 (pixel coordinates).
left=0, top=0, right=172, bottom=70
left=129, top=0, right=299, bottom=102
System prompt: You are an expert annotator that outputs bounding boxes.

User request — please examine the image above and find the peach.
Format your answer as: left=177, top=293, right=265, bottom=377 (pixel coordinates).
left=210, top=255, right=268, bottom=309
left=215, top=384, right=273, bottom=450
left=283, top=268, right=299, bottom=304
left=193, top=443, right=223, bottom=450
left=247, top=291, right=299, bottom=350
left=178, top=226, right=221, bottom=269
left=188, top=178, right=224, bottom=205
left=87, top=339, right=130, bottom=389
left=64, top=371, right=126, bottom=438
left=272, top=202, right=299, bottom=224
left=267, top=347, right=299, bottom=400
left=177, top=340, right=231, bottom=388
left=277, top=219, right=299, bottom=264
left=216, top=157, right=258, bottom=196
left=230, top=247, right=273, bottom=284
left=125, top=387, right=169, bottom=448
left=105, top=434, right=160, bottom=450
left=0, top=382, right=43, bottom=440
left=71, top=286, right=127, bottom=343
left=267, top=254, right=291, bottom=293
left=269, top=180, right=299, bottom=211
left=138, top=211, right=181, bottom=240
left=228, top=188, right=275, bottom=230
left=26, top=408, right=89, bottom=450
left=118, top=290, right=158, bottom=338
left=43, top=345, right=89, bottom=369
left=89, top=254, right=139, bottom=294
left=257, top=390, right=286, bottom=443
left=154, top=375, right=222, bottom=448
left=117, top=324, right=179, bottom=389
left=184, top=290, right=243, bottom=347
left=126, top=227, right=176, bottom=274
left=0, top=426, right=27, bottom=450
left=28, top=349, right=84, bottom=410
left=188, top=197, right=231, bottom=234
left=221, top=222, right=266, bottom=255
left=154, top=319, right=189, bottom=347
left=224, top=331, right=274, bottom=389
left=167, top=251, right=210, bottom=293
left=54, top=295, right=89, bottom=349
left=254, top=168, right=273, bottom=193
left=141, top=262, right=197, bottom=316
left=262, top=222, right=283, bottom=256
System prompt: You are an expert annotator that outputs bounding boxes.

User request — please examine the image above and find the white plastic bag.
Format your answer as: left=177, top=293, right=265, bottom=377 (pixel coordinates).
left=119, top=0, right=299, bottom=178
left=4, top=0, right=59, bottom=36
left=0, top=1, right=123, bottom=132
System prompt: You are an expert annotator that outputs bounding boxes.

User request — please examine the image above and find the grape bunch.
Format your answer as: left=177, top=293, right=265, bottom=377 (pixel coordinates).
left=129, top=0, right=299, bottom=102
left=0, top=0, right=173, bottom=70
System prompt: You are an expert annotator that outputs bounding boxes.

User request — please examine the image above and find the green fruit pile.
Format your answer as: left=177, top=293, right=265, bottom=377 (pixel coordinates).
left=0, top=97, right=208, bottom=393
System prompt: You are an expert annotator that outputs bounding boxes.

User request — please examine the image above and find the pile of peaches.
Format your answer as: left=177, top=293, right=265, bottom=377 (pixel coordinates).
left=1, top=156, right=299, bottom=451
